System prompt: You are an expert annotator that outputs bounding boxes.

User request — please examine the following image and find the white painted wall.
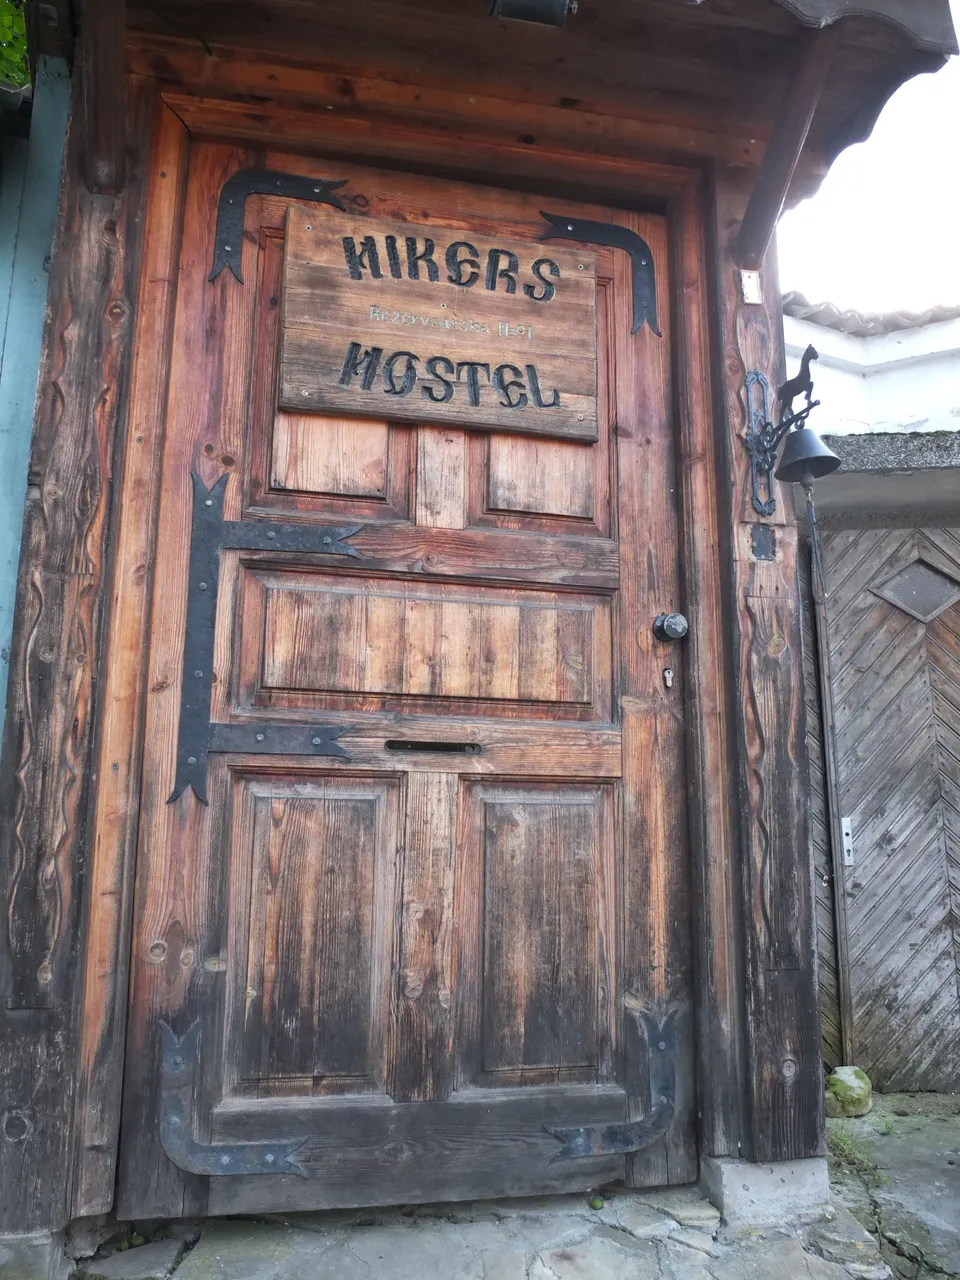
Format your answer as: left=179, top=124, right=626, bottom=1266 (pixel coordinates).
left=784, top=313, right=960, bottom=436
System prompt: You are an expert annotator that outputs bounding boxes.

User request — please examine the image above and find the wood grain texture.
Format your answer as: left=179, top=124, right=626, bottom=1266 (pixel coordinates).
left=387, top=773, right=458, bottom=1102
left=225, top=776, right=399, bottom=1096
left=711, top=165, right=823, bottom=1163
left=253, top=571, right=607, bottom=716
left=416, top=428, right=466, bottom=529
left=816, top=526, right=960, bottom=1090
left=280, top=207, right=598, bottom=439
left=799, top=544, right=844, bottom=1072
left=735, top=26, right=841, bottom=270
left=249, top=233, right=414, bottom=523
left=79, top=0, right=126, bottom=193
left=0, top=76, right=153, bottom=1233
left=607, top=215, right=696, bottom=1187
left=72, top=97, right=189, bottom=1220
left=670, top=172, right=744, bottom=1160
left=480, top=789, right=605, bottom=1078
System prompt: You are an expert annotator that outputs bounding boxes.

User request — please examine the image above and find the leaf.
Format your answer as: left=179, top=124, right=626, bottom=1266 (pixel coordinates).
left=0, top=0, right=28, bottom=88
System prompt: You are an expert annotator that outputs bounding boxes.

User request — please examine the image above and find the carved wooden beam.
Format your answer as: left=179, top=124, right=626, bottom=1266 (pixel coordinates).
left=735, top=24, right=842, bottom=271
left=79, top=0, right=125, bottom=193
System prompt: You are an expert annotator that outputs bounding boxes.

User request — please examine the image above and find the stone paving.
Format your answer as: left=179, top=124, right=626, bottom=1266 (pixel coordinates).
left=827, top=1092, right=960, bottom=1280
left=71, top=1186, right=891, bottom=1280
left=65, top=1091, right=960, bottom=1280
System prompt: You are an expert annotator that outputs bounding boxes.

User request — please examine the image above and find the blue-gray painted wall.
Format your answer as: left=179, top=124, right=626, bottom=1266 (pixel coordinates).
left=0, top=57, right=70, bottom=749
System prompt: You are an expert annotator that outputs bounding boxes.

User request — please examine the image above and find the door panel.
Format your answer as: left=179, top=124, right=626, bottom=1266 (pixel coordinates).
left=815, top=527, right=960, bottom=1090
left=117, top=143, right=694, bottom=1217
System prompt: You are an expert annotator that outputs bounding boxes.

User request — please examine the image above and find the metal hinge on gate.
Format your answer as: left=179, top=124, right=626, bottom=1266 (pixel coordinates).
left=169, top=473, right=362, bottom=804
left=544, top=1000, right=677, bottom=1162
left=159, top=1022, right=308, bottom=1177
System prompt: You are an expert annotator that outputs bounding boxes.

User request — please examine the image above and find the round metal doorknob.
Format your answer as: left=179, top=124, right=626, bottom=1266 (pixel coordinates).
left=653, top=612, right=689, bottom=642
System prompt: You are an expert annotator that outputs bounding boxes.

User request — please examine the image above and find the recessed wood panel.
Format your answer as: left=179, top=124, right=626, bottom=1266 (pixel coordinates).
left=241, top=570, right=611, bottom=719
left=246, top=231, right=412, bottom=521
left=272, top=412, right=390, bottom=499
left=486, top=435, right=595, bottom=520
left=225, top=776, right=399, bottom=1096
left=458, top=784, right=613, bottom=1086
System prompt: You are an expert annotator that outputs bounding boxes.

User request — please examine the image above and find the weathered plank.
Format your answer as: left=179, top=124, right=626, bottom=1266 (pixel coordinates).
left=279, top=208, right=599, bottom=439
left=711, top=165, right=824, bottom=1162
left=670, top=169, right=744, bottom=1161
left=799, top=540, right=844, bottom=1071
left=608, top=213, right=697, bottom=1187
left=816, top=526, right=960, bottom=1090
left=79, top=0, right=126, bottom=193
left=0, top=75, right=153, bottom=1233
left=72, top=97, right=190, bottom=1219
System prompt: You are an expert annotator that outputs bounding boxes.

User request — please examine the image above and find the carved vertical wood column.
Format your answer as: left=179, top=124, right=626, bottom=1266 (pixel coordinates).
left=0, top=76, right=154, bottom=1234
left=710, top=164, right=825, bottom=1163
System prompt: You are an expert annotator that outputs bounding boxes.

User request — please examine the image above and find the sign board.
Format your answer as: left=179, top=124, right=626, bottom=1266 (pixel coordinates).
left=279, top=207, right=598, bottom=440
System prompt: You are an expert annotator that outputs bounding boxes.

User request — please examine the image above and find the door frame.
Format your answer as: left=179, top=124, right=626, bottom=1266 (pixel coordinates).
left=69, top=76, right=744, bottom=1219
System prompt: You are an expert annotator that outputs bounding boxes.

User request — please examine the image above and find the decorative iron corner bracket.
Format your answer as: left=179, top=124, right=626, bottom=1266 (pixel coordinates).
left=160, top=1022, right=308, bottom=1177
left=210, top=169, right=349, bottom=283
left=169, top=473, right=361, bottom=805
left=539, top=212, right=661, bottom=337
left=544, top=1001, right=677, bottom=1163
left=743, top=369, right=820, bottom=516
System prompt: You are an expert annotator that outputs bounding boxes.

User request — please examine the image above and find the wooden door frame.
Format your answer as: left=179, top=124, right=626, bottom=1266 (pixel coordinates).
left=0, top=60, right=823, bottom=1232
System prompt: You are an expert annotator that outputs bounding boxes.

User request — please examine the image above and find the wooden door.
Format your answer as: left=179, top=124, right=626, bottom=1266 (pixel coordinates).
left=813, top=526, right=960, bottom=1090
left=116, top=142, right=694, bottom=1218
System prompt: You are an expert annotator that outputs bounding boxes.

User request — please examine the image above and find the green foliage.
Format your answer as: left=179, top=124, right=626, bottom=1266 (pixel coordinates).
left=0, top=0, right=28, bottom=89
left=827, top=1124, right=883, bottom=1185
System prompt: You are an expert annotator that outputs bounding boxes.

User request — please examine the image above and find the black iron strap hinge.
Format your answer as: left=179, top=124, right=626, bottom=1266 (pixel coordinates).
left=169, top=474, right=362, bottom=804
left=545, top=1001, right=677, bottom=1162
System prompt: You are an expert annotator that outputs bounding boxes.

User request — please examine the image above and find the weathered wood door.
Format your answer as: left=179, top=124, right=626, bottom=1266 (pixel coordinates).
left=115, top=142, right=694, bottom=1218
left=813, top=525, right=960, bottom=1090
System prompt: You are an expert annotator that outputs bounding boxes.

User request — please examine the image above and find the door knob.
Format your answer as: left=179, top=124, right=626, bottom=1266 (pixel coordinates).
left=653, top=612, right=689, bottom=642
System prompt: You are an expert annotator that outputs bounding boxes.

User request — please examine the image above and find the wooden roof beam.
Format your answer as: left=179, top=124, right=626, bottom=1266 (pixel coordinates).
left=80, top=0, right=125, bottom=193
left=734, top=23, right=841, bottom=271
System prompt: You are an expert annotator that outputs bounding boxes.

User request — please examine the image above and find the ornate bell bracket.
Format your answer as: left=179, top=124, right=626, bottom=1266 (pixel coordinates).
left=743, top=344, right=824, bottom=517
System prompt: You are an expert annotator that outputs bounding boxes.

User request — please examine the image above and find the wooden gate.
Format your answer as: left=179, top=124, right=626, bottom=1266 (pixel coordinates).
left=109, top=138, right=696, bottom=1218
left=812, top=525, right=960, bottom=1090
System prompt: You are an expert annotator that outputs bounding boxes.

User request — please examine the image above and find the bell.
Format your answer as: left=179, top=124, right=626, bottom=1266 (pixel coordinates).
left=775, top=426, right=841, bottom=485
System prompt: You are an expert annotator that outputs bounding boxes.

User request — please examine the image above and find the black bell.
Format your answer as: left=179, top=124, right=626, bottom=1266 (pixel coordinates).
left=775, top=426, right=841, bottom=485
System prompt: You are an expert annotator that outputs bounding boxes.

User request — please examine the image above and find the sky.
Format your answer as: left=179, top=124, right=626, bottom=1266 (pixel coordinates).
left=777, top=0, right=960, bottom=315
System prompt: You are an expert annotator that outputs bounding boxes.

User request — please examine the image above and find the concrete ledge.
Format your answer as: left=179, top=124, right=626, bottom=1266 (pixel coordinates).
left=0, top=1231, right=67, bottom=1280
left=823, top=430, right=960, bottom=474
left=700, top=1156, right=830, bottom=1229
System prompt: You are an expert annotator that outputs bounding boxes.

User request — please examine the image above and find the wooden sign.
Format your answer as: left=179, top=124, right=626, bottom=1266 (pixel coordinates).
left=279, top=207, right=598, bottom=440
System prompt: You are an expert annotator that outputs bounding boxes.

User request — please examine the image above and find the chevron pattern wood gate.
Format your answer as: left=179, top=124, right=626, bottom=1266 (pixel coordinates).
left=811, top=525, right=960, bottom=1091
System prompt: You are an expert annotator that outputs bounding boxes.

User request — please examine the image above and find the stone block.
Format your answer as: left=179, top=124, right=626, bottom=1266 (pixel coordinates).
left=635, top=1187, right=721, bottom=1231
left=805, top=1204, right=891, bottom=1279
left=80, top=1237, right=186, bottom=1280
left=700, top=1156, right=830, bottom=1228
left=826, top=1067, right=873, bottom=1118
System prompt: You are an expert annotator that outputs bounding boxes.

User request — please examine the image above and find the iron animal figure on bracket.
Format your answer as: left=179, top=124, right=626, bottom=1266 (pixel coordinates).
left=778, top=343, right=819, bottom=421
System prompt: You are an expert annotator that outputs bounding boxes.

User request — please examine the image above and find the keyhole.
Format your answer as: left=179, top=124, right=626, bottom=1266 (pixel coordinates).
left=663, top=668, right=675, bottom=689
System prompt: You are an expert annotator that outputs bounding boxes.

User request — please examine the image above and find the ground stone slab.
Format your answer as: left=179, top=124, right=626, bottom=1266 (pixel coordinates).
left=828, top=1093, right=960, bottom=1279
left=706, top=1235, right=852, bottom=1280
left=635, top=1187, right=722, bottom=1231
left=171, top=1221, right=342, bottom=1280
left=528, top=1236, right=660, bottom=1279
left=805, top=1204, right=891, bottom=1279
left=79, top=1238, right=186, bottom=1280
